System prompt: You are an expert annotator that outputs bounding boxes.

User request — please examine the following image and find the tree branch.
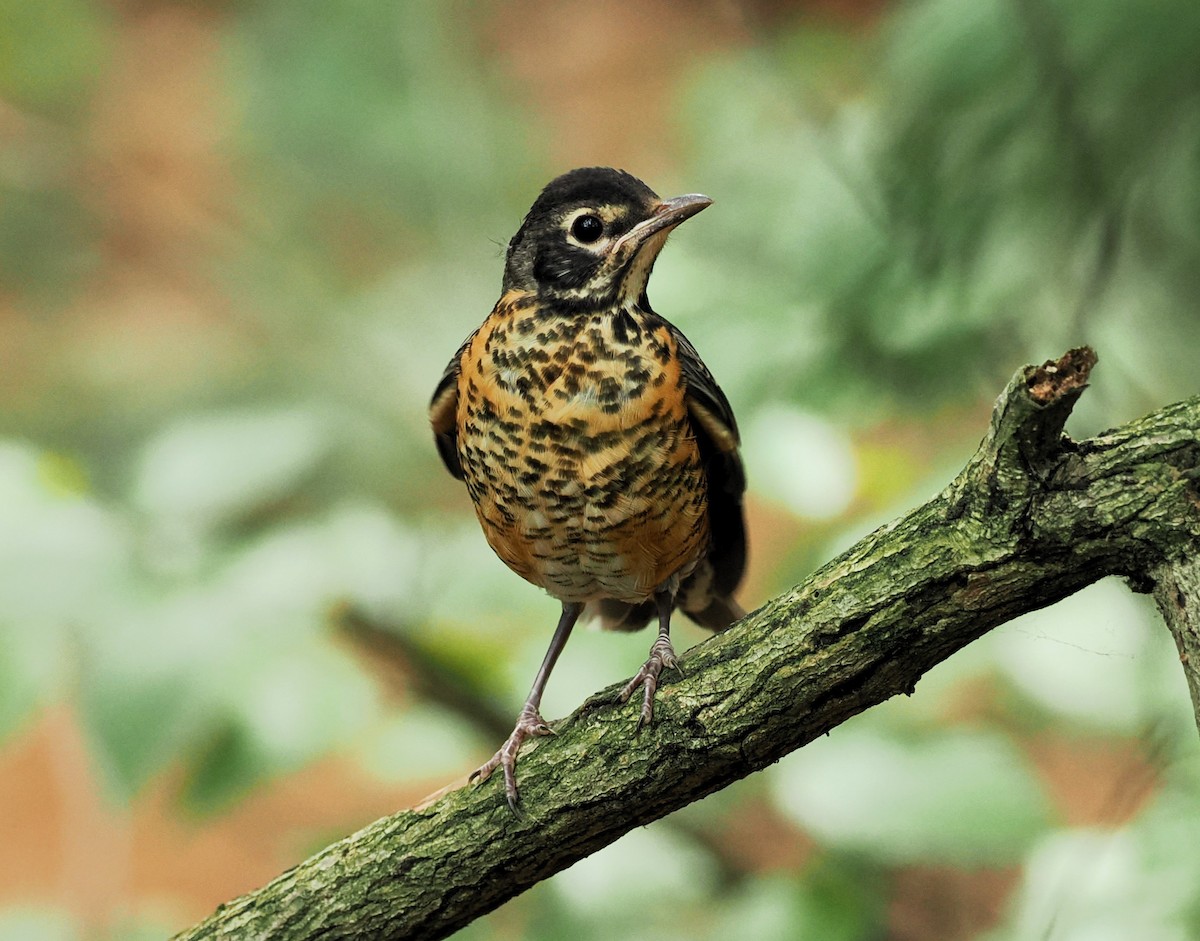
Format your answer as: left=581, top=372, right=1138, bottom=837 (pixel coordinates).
left=172, top=348, right=1200, bottom=941
left=334, top=608, right=771, bottom=887
left=1152, top=557, right=1200, bottom=731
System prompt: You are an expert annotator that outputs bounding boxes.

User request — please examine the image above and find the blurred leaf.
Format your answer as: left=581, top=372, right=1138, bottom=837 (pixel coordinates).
left=178, top=719, right=265, bottom=816
left=316, top=503, right=422, bottom=620
left=78, top=602, right=224, bottom=802
left=79, top=505, right=407, bottom=801
left=98, top=916, right=175, bottom=941
left=0, top=0, right=111, bottom=117
left=854, top=439, right=928, bottom=511
left=0, top=622, right=59, bottom=743
left=742, top=404, right=858, bottom=520
left=133, top=407, right=328, bottom=533
left=0, top=444, right=133, bottom=622
left=712, top=877, right=807, bottom=941
left=796, top=854, right=886, bottom=941
left=0, top=0, right=1197, bottom=934
left=356, top=705, right=478, bottom=783
left=226, top=0, right=538, bottom=268
left=0, top=187, right=98, bottom=300
left=0, top=444, right=132, bottom=743
left=992, top=578, right=1159, bottom=731
left=551, top=825, right=716, bottom=939
left=0, top=907, right=77, bottom=941
left=677, top=0, right=1200, bottom=417
left=182, top=640, right=377, bottom=812
left=715, top=859, right=884, bottom=941
left=985, top=808, right=1200, bottom=941
left=773, top=728, right=1051, bottom=865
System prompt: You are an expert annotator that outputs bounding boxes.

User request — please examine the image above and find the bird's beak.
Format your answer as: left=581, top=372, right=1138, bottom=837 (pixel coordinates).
left=615, top=193, right=713, bottom=254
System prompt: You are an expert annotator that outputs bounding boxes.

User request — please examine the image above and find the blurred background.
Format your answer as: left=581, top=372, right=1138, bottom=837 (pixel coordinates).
left=2, top=0, right=1200, bottom=938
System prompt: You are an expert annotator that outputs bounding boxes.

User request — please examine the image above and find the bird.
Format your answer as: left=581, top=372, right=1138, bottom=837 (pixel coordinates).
left=430, top=166, right=746, bottom=808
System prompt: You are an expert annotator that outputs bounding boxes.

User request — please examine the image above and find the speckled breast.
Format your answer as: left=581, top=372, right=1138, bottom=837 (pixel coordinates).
left=455, top=292, right=710, bottom=604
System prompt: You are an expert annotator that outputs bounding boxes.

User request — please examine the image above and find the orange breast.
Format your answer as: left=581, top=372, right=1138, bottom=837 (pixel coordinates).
left=455, top=298, right=709, bottom=603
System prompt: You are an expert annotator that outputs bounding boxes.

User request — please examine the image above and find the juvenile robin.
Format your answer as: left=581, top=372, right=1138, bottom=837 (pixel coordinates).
left=430, top=167, right=746, bottom=807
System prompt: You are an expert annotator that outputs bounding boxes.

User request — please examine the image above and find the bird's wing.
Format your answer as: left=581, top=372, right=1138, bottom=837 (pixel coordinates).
left=431, top=294, right=530, bottom=481
left=429, top=333, right=475, bottom=481
left=670, top=325, right=748, bottom=613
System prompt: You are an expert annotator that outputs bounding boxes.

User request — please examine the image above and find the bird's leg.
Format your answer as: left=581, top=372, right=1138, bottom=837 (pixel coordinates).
left=619, top=589, right=680, bottom=728
left=471, top=601, right=582, bottom=809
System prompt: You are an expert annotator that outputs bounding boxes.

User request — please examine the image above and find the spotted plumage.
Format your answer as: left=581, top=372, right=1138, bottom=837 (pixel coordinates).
left=430, top=167, right=746, bottom=807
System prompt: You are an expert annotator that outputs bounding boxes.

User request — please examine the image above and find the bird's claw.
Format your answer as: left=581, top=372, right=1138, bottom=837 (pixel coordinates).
left=471, top=704, right=555, bottom=809
left=618, top=635, right=680, bottom=729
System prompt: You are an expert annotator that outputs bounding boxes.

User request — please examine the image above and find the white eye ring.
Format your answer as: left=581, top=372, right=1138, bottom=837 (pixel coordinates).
left=564, top=208, right=612, bottom=250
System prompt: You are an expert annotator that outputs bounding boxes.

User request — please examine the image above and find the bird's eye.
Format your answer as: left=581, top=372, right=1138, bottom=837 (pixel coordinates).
left=570, top=214, right=604, bottom=243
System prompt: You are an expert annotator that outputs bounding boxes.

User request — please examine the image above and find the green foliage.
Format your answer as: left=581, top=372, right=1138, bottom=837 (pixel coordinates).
left=0, top=187, right=98, bottom=300
left=983, top=769, right=1200, bottom=940
left=0, top=445, right=120, bottom=739
left=713, top=860, right=885, bottom=941
left=132, top=408, right=330, bottom=532
left=0, top=908, right=77, bottom=941
left=774, top=728, right=1052, bottom=865
left=0, top=0, right=108, bottom=303
left=0, top=0, right=110, bottom=117
left=0, top=909, right=170, bottom=941
left=1, top=0, right=1199, bottom=937
left=676, top=0, right=1200, bottom=419
left=226, top=0, right=540, bottom=279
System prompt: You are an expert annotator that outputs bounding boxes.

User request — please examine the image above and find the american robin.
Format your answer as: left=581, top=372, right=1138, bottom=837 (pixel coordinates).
left=430, top=167, right=746, bottom=808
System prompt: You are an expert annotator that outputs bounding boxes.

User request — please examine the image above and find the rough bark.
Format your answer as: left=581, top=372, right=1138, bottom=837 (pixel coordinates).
left=1153, top=557, right=1200, bottom=731
left=172, top=348, right=1200, bottom=941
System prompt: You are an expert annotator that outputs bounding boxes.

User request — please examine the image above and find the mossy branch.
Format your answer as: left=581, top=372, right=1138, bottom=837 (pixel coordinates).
left=173, top=348, right=1200, bottom=941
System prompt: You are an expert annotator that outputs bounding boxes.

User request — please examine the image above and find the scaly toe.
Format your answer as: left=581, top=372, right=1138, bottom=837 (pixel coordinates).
left=619, top=639, right=681, bottom=727
left=472, top=706, right=555, bottom=808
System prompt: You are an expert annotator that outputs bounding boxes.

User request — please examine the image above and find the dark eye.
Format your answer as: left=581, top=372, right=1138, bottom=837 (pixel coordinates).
left=570, top=214, right=604, bottom=243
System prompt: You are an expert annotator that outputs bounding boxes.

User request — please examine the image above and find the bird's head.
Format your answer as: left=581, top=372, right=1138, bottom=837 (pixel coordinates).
left=503, top=167, right=711, bottom=310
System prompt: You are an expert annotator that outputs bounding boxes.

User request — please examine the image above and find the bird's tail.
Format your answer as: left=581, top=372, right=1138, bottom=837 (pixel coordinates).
left=589, top=592, right=744, bottom=633
left=589, top=598, right=652, bottom=632
left=682, top=594, right=745, bottom=631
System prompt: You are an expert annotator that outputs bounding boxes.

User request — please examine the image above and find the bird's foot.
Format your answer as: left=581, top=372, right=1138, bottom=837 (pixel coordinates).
left=470, top=703, right=555, bottom=810
left=619, top=634, right=681, bottom=729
